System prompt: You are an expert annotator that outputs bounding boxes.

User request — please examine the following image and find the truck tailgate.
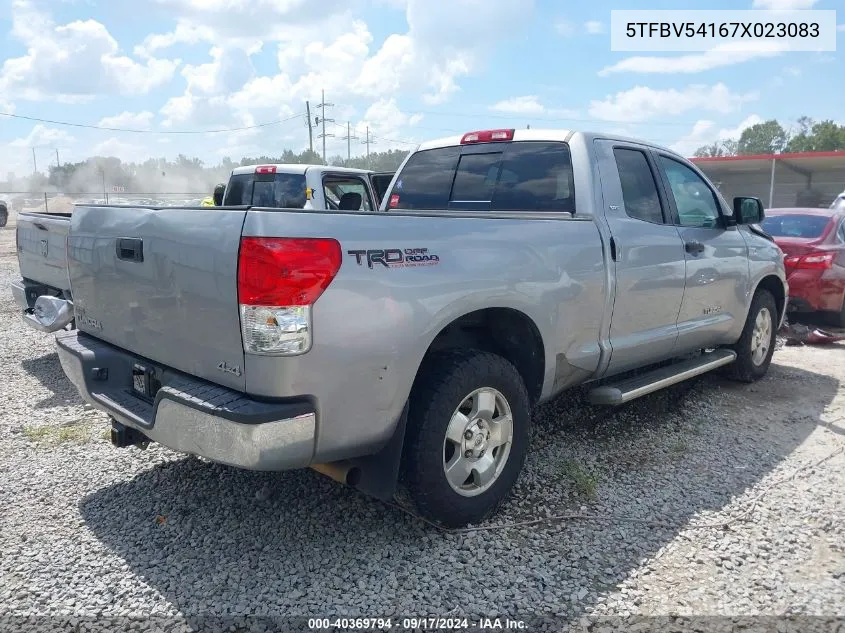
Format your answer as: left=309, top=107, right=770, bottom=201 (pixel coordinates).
left=67, top=205, right=248, bottom=391
left=17, top=212, right=71, bottom=291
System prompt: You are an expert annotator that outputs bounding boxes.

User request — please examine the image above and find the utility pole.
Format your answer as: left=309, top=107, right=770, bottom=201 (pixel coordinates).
left=305, top=101, right=314, bottom=154
left=55, top=149, right=60, bottom=168
left=314, top=89, right=334, bottom=165
left=31, top=147, right=37, bottom=175
left=340, top=122, right=358, bottom=163
left=361, top=126, right=376, bottom=168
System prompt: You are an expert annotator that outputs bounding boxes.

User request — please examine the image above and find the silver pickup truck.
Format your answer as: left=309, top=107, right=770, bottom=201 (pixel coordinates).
left=45, top=130, right=786, bottom=527
left=11, top=164, right=394, bottom=333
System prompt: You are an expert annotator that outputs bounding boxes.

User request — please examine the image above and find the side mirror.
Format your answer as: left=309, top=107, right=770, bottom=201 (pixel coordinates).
left=734, top=196, right=765, bottom=225
left=213, top=183, right=226, bottom=206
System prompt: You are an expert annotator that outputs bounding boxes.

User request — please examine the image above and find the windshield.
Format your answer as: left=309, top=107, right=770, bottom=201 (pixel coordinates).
left=222, top=172, right=307, bottom=208
left=760, top=214, right=832, bottom=238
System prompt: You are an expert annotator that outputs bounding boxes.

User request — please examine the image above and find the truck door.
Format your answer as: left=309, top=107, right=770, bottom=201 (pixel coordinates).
left=651, top=151, right=749, bottom=352
left=594, top=140, right=687, bottom=375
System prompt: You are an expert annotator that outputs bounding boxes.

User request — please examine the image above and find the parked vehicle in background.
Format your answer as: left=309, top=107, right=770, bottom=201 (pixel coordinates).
left=0, top=200, right=7, bottom=228
left=761, top=207, right=845, bottom=326
left=11, top=165, right=394, bottom=333
left=51, top=129, right=786, bottom=527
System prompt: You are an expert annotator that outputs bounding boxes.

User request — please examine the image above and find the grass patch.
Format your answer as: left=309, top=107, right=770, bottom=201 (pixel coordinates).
left=561, top=459, right=598, bottom=500
left=23, top=421, right=95, bottom=446
left=670, top=439, right=689, bottom=454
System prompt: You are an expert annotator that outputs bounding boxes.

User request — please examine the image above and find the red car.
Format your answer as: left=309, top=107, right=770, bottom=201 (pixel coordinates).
left=761, top=207, right=845, bottom=326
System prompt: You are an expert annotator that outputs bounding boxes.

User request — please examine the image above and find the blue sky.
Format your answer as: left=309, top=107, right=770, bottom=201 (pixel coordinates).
left=0, top=0, right=842, bottom=177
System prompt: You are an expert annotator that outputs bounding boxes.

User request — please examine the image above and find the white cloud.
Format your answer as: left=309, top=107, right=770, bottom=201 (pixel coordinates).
left=491, top=96, right=546, bottom=115
left=90, top=137, right=147, bottom=162
left=555, top=19, right=575, bottom=36
left=181, top=46, right=256, bottom=95
left=585, top=21, right=604, bottom=35
left=136, top=0, right=350, bottom=53
left=98, top=111, right=155, bottom=130
left=8, top=123, right=74, bottom=148
left=599, top=42, right=785, bottom=76
left=354, top=98, right=423, bottom=149
left=0, top=0, right=179, bottom=101
left=589, top=83, right=758, bottom=123
left=670, top=115, right=763, bottom=156
left=837, top=24, right=845, bottom=32
left=752, top=0, right=817, bottom=8
left=488, top=96, right=579, bottom=119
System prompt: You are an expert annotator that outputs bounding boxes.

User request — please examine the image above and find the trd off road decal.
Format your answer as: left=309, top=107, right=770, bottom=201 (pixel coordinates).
left=347, top=248, right=441, bottom=269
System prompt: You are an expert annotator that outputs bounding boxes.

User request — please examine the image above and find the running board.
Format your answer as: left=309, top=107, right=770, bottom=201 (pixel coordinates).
left=587, top=349, right=737, bottom=406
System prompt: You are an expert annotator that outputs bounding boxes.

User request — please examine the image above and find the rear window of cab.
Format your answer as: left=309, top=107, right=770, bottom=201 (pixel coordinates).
left=389, top=141, right=575, bottom=213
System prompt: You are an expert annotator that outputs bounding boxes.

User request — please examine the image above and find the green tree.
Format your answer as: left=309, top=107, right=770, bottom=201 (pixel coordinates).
left=737, top=119, right=788, bottom=155
left=785, top=119, right=845, bottom=152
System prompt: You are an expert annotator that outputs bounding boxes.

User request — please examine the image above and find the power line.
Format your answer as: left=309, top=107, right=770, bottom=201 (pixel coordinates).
left=361, top=126, right=376, bottom=168
left=314, top=89, right=334, bottom=165
left=0, top=111, right=305, bottom=134
left=340, top=121, right=358, bottom=162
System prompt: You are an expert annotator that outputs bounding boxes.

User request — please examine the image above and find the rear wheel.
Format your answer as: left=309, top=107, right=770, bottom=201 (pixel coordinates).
left=826, top=297, right=845, bottom=329
left=725, top=289, right=777, bottom=383
left=403, top=349, right=531, bottom=528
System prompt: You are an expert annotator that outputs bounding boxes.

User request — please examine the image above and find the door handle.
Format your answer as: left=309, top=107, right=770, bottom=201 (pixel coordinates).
left=685, top=240, right=705, bottom=255
left=116, top=238, right=144, bottom=263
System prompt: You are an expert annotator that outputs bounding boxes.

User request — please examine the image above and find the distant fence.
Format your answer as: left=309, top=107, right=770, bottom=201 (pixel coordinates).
left=0, top=192, right=211, bottom=214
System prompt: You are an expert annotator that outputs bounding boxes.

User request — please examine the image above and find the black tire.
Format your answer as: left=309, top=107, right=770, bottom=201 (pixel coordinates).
left=825, top=298, right=845, bottom=330
left=0, top=203, right=7, bottom=228
left=403, top=349, right=531, bottom=528
left=725, top=289, right=778, bottom=383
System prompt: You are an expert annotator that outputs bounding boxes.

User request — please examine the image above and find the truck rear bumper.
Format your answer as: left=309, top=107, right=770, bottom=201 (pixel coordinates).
left=55, top=330, right=316, bottom=471
left=12, top=280, right=75, bottom=332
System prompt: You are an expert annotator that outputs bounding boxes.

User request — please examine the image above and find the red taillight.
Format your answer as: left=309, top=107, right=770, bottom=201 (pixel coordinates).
left=460, top=129, right=515, bottom=144
left=255, top=165, right=277, bottom=174
left=237, top=237, right=342, bottom=306
left=785, top=252, right=835, bottom=270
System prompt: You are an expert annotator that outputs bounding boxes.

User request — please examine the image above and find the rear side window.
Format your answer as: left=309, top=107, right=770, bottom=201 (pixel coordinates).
left=223, top=173, right=307, bottom=208
left=613, top=148, right=664, bottom=224
left=389, top=141, right=575, bottom=212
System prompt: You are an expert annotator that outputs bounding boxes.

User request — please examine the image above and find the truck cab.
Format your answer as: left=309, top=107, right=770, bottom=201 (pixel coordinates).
left=222, top=164, right=393, bottom=212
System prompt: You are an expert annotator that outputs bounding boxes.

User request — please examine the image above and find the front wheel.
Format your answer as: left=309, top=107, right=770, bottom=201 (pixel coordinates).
left=725, top=289, right=777, bottom=383
left=403, top=349, right=531, bottom=528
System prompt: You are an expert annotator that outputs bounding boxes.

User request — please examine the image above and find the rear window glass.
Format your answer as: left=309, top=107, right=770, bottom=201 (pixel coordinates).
left=223, top=173, right=307, bottom=208
left=452, top=153, right=502, bottom=201
left=761, top=214, right=832, bottom=238
left=391, top=147, right=460, bottom=209
left=492, top=142, right=574, bottom=212
left=389, top=141, right=574, bottom=212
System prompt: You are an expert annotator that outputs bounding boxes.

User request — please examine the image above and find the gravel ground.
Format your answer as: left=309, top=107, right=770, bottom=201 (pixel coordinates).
left=0, top=210, right=843, bottom=632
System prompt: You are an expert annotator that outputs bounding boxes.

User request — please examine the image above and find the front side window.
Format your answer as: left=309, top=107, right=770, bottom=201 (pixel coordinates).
left=658, top=156, right=721, bottom=228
